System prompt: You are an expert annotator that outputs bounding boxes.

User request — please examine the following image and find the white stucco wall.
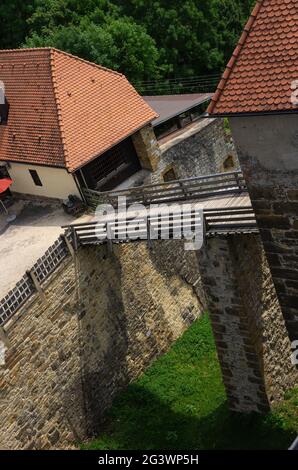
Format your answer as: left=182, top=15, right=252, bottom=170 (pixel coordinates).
left=7, top=163, right=81, bottom=200
left=229, top=114, right=298, bottom=172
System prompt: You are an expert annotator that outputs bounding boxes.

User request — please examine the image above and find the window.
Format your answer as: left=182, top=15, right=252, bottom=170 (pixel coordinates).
left=162, top=166, right=177, bottom=182
left=0, top=81, right=9, bottom=125
left=223, top=155, right=235, bottom=171
left=29, top=169, right=43, bottom=187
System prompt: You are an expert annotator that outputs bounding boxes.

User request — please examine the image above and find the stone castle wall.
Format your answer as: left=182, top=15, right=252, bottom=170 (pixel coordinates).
left=1, top=232, right=297, bottom=449
left=0, top=241, right=204, bottom=450
left=198, top=234, right=298, bottom=413
left=153, top=118, right=239, bottom=183
left=230, top=114, right=298, bottom=343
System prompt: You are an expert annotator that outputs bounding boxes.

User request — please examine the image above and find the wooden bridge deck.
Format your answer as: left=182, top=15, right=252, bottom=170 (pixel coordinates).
left=63, top=192, right=257, bottom=247
left=62, top=171, right=258, bottom=247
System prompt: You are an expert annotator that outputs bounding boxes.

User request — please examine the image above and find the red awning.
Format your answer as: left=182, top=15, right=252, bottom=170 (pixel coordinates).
left=0, top=178, right=13, bottom=194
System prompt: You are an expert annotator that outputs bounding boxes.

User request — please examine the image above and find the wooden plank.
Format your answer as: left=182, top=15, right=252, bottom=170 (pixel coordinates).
left=95, top=170, right=244, bottom=195
left=61, top=234, right=75, bottom=259
left=27, top=270, right=47, bottom=303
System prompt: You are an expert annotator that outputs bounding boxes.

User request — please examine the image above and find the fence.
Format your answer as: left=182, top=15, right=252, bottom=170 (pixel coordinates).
left=0, top=233, right=72, bottom=327
left=83, top=170, right=247, bottom=210
left=62, top=205, right=258, bottom=247
left=0, top=171, right=253, bottom=326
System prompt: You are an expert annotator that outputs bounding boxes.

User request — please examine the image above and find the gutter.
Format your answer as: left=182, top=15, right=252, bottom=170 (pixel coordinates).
left=207, top=109, right=298, bottom=119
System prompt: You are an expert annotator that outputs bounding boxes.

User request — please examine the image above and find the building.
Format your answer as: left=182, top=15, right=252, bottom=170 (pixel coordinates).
left=208, top=0, right=298, bottom=341
left=0, top=48, right=158, bottom=200
left=144, top=93, right=212, bottom=140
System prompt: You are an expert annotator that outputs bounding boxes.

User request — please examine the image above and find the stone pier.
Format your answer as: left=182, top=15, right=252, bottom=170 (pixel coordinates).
left=230, top=114, right=298, bottom=343
left=198, top=234, right=297, bottom=413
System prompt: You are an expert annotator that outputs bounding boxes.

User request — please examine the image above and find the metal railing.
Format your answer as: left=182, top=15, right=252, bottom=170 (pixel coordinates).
left=133, top=74, right=221, bottom=96
left=83, top=170, right=247, bottom=210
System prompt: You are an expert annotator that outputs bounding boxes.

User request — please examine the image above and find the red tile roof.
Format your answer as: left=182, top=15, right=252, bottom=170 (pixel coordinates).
left=0, top=48, right=158, bottom=172
left=208, top=0, right=298, bottom=116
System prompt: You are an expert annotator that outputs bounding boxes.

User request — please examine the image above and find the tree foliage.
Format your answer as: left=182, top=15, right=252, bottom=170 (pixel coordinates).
left=0, top=0, right=256, bottom=81
left=0, top=0, right=34, bottom=49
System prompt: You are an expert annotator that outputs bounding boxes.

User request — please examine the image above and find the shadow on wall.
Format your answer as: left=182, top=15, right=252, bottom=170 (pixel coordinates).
left=230, top=235, right=298, bottom=403
left=58, top=246, right=129, bottom=439
left=61, top=240, right=204, bottom=439
left=195, top=234, right=298, bottom=415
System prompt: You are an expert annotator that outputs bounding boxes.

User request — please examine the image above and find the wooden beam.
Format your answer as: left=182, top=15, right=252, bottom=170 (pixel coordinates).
left=147, top=218, right=152, bottom=250
left=27, top=270, right=46, bottom=303
left=106, top=222, right=113, bottom=254
left=61, top=234, right=75, bottom=259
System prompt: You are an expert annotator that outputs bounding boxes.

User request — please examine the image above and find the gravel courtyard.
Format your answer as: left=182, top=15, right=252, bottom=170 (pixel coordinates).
left=0, top=197, right=78, bottom=298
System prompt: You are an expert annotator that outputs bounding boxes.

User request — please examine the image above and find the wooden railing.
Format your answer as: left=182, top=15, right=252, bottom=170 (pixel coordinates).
left=0, top=231, right=74, bottom=327
left=82, top=170, right=247, bottom=209
left=62, top=205, right=258, bottom=248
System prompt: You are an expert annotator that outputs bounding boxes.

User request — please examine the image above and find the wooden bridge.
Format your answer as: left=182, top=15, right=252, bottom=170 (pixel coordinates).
left=0, top=171, right=258, bottom=326
left=64, top=171, right=258, bottom=247
left=82, top=170, right=247, bottom=208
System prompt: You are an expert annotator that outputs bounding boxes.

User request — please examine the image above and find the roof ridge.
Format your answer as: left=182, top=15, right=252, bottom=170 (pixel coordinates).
left=49, top=49, right=71, bottom=170
left=50, top=48, right=124, bottom=78
left=0, top=47, right=53, bottom=53
left=0, top=47, right=124, bottom=77
left=208, top=0, right=264, bottom=115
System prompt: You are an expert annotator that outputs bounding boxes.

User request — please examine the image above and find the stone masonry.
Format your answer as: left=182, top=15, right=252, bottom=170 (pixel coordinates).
left=152, top=118, right=239, bottom=183
left=0, top=240, right=204, bottom=450
left=132, top=124, right=161, bottom=172
left=230, top=114, right=298, bottom=343
left=1, top=230, right=297, bottom=449
left=198, top=234, right=298, bottom=413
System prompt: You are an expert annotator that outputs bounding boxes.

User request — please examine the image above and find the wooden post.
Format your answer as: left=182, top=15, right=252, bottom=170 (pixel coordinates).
left=179, top=181, right=188, bottom=199
left=71, top=227, right=79, bottom=251
left=235, top=172, right=241, bottom=191
left=27, top=270, right=46, bottom=303
left=203, top=212, right=207, bottom=243
left=61, top=234, right=75, bottom=259
left=106, top=222, right=113, bottom=254
left=147, top=217, right=152, bottom=250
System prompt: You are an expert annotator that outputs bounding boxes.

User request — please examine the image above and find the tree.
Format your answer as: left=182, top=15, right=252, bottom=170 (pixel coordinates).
left=115, top=0, right=256, bottom=77
left=115, top=0, right=221, bottom=77
left=0, top=0, right=256, bottom=82
left=25, top=17, right=160, bottom=81
left=27, top=0, right=119, bottom=33
left=0, top=0, right=35, bottom=49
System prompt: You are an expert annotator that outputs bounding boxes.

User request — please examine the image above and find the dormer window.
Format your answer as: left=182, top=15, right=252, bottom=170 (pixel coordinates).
left=0, top=81, right=9, bottom=125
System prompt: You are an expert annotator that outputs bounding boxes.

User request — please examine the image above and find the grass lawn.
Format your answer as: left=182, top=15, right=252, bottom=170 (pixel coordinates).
left=82, top=315, right=298, bottom=450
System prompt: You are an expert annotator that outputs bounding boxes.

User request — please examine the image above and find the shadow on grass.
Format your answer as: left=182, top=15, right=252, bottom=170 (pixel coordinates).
left=83, top=384, right=295, bottom=450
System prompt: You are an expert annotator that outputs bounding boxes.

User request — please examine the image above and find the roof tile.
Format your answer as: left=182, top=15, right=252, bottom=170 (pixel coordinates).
left=208, top=0, right=298, bottom=115
left=0, top=48, right=157, bottom=171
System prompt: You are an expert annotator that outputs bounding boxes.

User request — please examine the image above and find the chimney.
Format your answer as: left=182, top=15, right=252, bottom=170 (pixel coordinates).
left=0, top=81, right=9, bottom=124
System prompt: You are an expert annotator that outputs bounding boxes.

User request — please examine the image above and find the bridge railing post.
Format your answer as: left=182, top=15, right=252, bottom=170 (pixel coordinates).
left=147, top=217, right=152, bottom=250
left=71, top=226, right=79, bottom=251
left=106, top=221, right=113, bottom=253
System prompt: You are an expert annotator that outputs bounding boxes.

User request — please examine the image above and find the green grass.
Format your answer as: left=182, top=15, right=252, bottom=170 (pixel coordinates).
left=82, top=315, right=298, bottom=450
